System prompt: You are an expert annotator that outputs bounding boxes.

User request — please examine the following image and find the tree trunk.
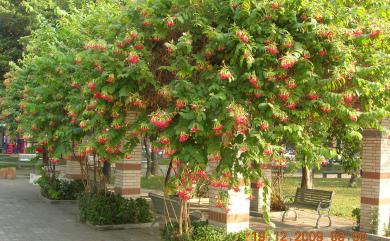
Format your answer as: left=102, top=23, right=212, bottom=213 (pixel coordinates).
left=143, top=137, right=152, bottom=178
left=102, top=161, right=111, bottom=178
left=93, top=154, right=97, bottom=193
left=301, top=165, right=314, bottom=189
left=151, top=151, right=160, bottom=175
left=42, top=147, right=49, bottom=166
left=165, top=159, right=173, bottom=186
left=349, top=172, right=358, bottom=187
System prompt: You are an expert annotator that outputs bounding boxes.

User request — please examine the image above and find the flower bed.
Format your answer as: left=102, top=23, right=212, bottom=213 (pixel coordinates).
left=78, top=192, right=152, bottom=225
left=161, top=221, right=251, bottom=241
left=36, top=174, right=83, bottom=200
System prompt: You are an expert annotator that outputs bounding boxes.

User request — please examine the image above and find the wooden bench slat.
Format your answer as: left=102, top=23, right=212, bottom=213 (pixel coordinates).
left=293, top=188, right=333, bottom=209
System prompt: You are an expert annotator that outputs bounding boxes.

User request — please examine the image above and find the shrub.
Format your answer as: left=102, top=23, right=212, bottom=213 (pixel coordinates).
left=78, top=192, right=152, bottom=225
left=352, top=207, right=360, bottom=230
left=161, top=221, right=250, bottom=241
left=36, top=174, right=83, bottom=200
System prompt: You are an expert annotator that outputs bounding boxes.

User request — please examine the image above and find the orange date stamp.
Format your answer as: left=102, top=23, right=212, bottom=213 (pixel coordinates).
left=246, top=230, right=367, bottom=241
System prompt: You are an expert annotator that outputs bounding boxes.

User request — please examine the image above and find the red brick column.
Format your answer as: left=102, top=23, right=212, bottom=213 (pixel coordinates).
left=250, top=164, right=272, bottom=215
left=65, top=156, right=82, bottom=180
left=114, top=112, right=142, bottom=198
left=360, top=118, right=390, bottom=235
left=208, top=161, right=250, bottom=233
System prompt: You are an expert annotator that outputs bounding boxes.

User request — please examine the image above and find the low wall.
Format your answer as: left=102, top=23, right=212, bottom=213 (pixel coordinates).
left=0, top=167, right=16, bottom=179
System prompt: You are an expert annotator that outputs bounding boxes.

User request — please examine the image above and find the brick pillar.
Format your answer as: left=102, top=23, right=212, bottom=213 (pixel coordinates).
left=360, top=118, right=390, bottom=235
left=250, top=164, right=272, bottom=215
left=208, top=161, right=250, bottom=233
left=114, top=112, right=142, bottom=198
left=65, top=156, right=82, bottom=180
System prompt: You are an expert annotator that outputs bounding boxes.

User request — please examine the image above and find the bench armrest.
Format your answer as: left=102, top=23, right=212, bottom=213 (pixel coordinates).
left=189, top=210, right=204, bottom=221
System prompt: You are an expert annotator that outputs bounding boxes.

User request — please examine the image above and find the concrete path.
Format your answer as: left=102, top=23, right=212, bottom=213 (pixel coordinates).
left=0, top=179, right=160, bottom=241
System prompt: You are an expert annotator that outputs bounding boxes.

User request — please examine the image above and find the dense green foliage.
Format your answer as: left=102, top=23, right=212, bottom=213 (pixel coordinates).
left=36, top=173, right=84, bottom=200
left=78, top=192, right=152, bottom=225
left=1, top=0, right=389, bottom=233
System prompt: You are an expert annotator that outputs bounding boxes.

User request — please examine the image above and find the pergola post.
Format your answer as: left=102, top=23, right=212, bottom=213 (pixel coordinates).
left=114, top=112, right=142, bottom=198
left=360, top=118, right=390, bottom=235
left=208, top=161, right=250, bottom=233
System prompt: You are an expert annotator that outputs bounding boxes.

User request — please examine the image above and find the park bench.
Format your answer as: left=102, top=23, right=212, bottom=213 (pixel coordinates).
left=282, top=188, right=334, bottom=228
left=322, top=170, right=344, bottom=178
left=148, top=192, right=203, bottom=229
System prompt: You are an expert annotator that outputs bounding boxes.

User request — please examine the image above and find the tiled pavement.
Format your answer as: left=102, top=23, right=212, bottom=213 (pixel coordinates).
left=0, top=179, right=160, bottom=241
left=0, top=178, right=361, bottom=241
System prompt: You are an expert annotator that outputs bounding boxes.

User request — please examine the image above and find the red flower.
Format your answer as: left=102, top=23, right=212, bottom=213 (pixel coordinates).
left=167, top=20, right=175, bottom=27
left=175, top=100, right=186, bottom=109
left=179, top=133, right=189, bottom=143
left=134, top=44, right=144, bottom=50
left=106, top=74, right=115, bottom=84
left=259, top=122, right=269, bottom=131
left=280, top=56, right=297, bottom=69
left=349, top=114, right=358, bottom=122
left=87, top=82, right=96, bottom=91
left=278, top=91, right=290, bottom=101
left=74, top=58, right=82, bottom=65
left=344, top=94, right=354, bottom=104
left=319, top=49, right=327, bottom=57
left=255, top=181, right=264, bottom=189
left=219, top=69, right=233, bottom=80
left=266, top=44, right=279, bottom=55
left=71, top=82, right=79, bottom=89
left=51, top=159, right=60, bottom=165
left=159, top=136, right=170, bottom=145
left=263, top=149, right=273, bottom=156
left=127, top=54, right=140, bottom=64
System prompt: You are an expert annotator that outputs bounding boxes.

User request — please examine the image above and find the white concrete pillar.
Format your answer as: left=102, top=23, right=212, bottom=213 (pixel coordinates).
left=208, top=161, right=250, bottom=233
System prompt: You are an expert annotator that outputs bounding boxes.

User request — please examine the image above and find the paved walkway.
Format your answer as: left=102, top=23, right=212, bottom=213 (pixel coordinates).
left=0, top=179, right=160, bottom=241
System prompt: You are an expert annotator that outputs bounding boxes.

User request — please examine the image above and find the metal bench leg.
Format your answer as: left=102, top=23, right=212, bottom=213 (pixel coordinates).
left=149, top=216, right=161, bottom=234
left=315, top=214, right=321, bottom=229
left=149, top=218, right=157, bottom=234
left=282, top=210, right=287, bottom=222
left=328, top=215, right=332, bottom=227
left=316, top=209, right=331, bottom=229
left=282, top=209, right=297, bottom=222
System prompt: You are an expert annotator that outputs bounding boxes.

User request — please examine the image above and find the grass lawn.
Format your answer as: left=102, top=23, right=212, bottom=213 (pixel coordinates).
left=281, top=177, right=361, bottom=219
left=141, top=175, right=164, bottom=190
left=0, top=155, right=19, bottom=162
left=140, top=175, right=360, bottom=220
left=0, top=163, right=17, bottom=168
